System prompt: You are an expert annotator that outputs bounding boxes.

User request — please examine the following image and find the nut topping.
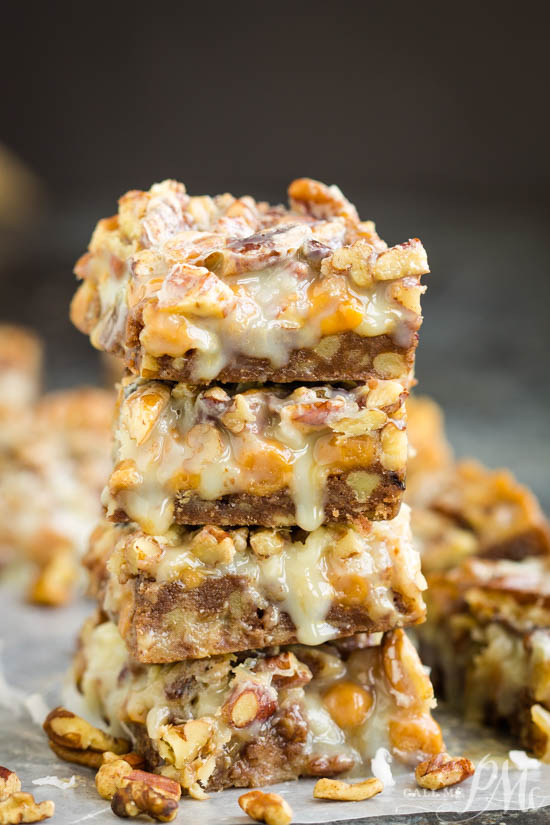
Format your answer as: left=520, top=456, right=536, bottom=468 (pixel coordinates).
left=257, top=652, right=312, bottom=688
left=415, top=752, right=475, bottom=790
left=313, top=777, right=383, bottom=801
left=238, top=790, right=293, bottom=825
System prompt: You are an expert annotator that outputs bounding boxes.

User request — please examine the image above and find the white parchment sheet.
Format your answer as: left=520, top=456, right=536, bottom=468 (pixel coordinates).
left=1, top=584, right=549, bottom=824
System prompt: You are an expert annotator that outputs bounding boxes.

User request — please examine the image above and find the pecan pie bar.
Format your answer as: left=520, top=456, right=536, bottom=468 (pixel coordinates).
left=74, top=616, right=444, bottom=797
left=419, top=556, right=550, bottom=760
left=70, top=178, right=429, bottom=384
left=405, top=396, right=550, bottom=569
left=105, top=377, right=408, bottom=533
left=0, top=387, right=113, bottom=568
left=84, top=504, right=426, bottom=661
left=429, top=460, right=550, bottom=561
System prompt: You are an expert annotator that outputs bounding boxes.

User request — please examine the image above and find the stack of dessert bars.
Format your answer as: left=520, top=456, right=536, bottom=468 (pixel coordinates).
left=69, top=177, right=445, bottom=797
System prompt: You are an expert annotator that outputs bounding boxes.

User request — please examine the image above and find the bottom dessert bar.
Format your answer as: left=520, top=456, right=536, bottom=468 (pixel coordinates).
left=74, top=617, right=444, bottom=798
left=84, top=505, right=427, bottom=662
left=419, top=556, right=550, bottom=760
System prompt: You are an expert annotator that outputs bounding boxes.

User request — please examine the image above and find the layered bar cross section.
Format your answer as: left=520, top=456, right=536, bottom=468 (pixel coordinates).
left=105, top=377, right=408, bottom=533
left=76, top=617, right=443, bottom=797
left=84, top=504, right=426, bottom=662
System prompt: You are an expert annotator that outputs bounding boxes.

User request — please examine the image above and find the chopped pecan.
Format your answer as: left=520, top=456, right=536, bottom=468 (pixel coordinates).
left=190, top=526, right=235, bottom=565
left=381, top=629, right=434, bottom=708
left=257, top=652, right=312, bottom=688
left=95, top=759, right=133, bottom=800
left=306, top=754, right=356, bottom=776
left=238, top=790, right=293, bottom=825
left=0, top=768, right=21, bottom=802
left=28, top=551, right=78, bottom=607
left=49, top=740, right=104, bottom=769
left=415, top=752, right=475, bottom=790
left=249, top=531, right=285, bottom=559
left=43, top=707, right=129, bottom=755
left=313, top=777, right=383, bottom=801
left=158, top=718, right=214, bottom=769
left=102, top=752, right=145, bottom=769
left=111, top=779, right=179, bottom=822
left=124, top=384, right=170, bottom=445
left=0, top=793, right=54, bottom=824
left=109, top=460, right=143, bottom=495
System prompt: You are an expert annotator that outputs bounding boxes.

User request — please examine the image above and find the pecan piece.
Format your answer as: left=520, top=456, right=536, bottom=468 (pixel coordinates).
left=415, top=752, right=475, bottom=790
left=238, top=790, right=293, bottom=825
left=313, top=777, right=383, bottom=801
left=95, top=759, right=133, bottom=800
left=257, top=652, right=312, bottom=688
left=28, top=551, right=78, bottom=607
left=49, top=740, right=104, bottom=769
left=0, top=793, right=54, bottom=824
left=0, top=769, right=21, bottom=802
left=43, top=707, right=129, bottom=755
left=111, top=772, right=180, bottom=822
left=306, top=754, right=356, bottom=776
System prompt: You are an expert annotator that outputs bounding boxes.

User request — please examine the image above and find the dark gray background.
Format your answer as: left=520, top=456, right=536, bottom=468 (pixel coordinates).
left=1, top=1, right=549, bottom=508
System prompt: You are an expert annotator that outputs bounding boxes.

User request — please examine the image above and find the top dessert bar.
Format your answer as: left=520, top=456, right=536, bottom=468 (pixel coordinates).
left=70, top=178, right=429, bottom=384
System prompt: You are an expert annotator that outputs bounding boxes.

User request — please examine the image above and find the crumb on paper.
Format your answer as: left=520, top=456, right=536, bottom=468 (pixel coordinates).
left=32, top=776, right=76, bottom=790
left=371, top=747, right=395, bottom=787
left=508, top=750, right=541, bottom=771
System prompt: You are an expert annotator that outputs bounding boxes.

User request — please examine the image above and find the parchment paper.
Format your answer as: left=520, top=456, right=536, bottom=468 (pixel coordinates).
left=1, top=581, right=549, bottom=824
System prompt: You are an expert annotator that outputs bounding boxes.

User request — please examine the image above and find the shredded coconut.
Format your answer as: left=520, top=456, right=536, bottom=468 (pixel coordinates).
left=371, top=747, right=395, bottom=786
left=508, top=750, right=541, bottom=771
left=24, top=693, right=50, bottom=725
left=32, top=776, right=76, bottom=790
